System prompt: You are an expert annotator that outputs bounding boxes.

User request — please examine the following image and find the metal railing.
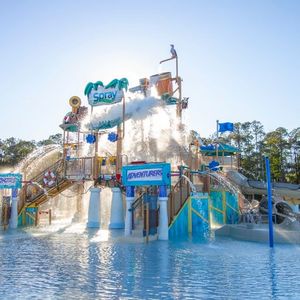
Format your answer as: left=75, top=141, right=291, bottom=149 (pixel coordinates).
left=168, top=174, right=191, bottom=225
left=18, top=159, right=66, bottom=213
left=64, top=157, right=94, bottom=180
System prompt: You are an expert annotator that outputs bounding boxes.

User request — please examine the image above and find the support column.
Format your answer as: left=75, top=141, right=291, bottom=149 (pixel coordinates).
left=125, top=186, right=135, bottom=236
left=109, top=187, right=124, bottom=229
left=158, top=185, right=169, bottom=240
left=72, top=184, right=84, bottom=222
left=87, top=187, right=101, bottom=228
left=9, top=189, right=18, bottom=229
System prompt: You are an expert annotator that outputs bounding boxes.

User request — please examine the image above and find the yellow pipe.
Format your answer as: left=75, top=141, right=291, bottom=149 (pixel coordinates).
left=226, top=202, right=239, bottom=214
left=209, top=205, right=224, bottom=214
left=168, top=198, right=189, bottom=228
left=191, top=208, right=208, bottom=223
left=222, top=191, right=226, bottom=224
left=208, top=196, right=211, bottom=229
left=26, top=212, right=36, bottom=221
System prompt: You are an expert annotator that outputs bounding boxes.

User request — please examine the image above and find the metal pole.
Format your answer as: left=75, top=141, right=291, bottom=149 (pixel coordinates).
left=116, top=125, right=123, bottom=175
left=265, top=156, right=274, bottom=248
left=93, top=132, right=99, bottom=183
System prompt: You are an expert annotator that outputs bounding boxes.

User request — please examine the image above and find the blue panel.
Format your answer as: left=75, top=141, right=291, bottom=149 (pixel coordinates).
left=122, top=163, right=171, bottom=186
left=27, top=208, right=37, bottom=226
left=209, top=191, right=224, bottom=226
left=18, top=214, right=23, bottom=226
left=18, top=207, right=38, bottom=226
left=225, top=192, right=239, bottom=224
left=191, top=196, right=209, bottom=238
left=169, top=204, right=188, bottom=239
left=169, top=193, right=210, bottom=240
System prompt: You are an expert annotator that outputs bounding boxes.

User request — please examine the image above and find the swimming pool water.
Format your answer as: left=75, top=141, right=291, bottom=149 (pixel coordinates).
left=1, top=223, right=300, bottom=299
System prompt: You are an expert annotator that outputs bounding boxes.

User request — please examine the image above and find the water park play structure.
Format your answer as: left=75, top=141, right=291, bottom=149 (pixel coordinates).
left=1, top=46, right=300, bottom=243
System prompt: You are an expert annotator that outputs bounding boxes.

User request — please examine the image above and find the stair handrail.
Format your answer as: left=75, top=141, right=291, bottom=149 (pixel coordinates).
left=181, top=174, right=197, bottom=194
left=168, top=171, right=192, bottom=224
left=27, top=158, right=65, bottom=183
left=18, top=159, right=66, bottom=213
left=131, top=192, right=145, bottom=211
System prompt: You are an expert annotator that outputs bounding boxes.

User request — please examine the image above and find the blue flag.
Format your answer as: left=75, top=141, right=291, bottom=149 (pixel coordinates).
left=218, top=122, right=234, bottom=133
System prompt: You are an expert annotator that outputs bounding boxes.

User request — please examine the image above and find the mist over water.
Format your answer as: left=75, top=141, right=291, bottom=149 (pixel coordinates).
left=15, top=144, right=62, bottom=180
left=82, top=92, right=191, bottom=166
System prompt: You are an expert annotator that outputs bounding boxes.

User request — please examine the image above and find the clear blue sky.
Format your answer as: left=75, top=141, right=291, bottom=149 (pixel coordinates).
left=0, top=0, right=299, bottom=141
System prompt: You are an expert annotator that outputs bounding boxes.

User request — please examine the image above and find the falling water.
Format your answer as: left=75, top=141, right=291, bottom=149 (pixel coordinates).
left=15, top=145, right=62, bottom=180
left=81, top=92, right=191, bottom=167
left=208, top=171, right=251, bottom=211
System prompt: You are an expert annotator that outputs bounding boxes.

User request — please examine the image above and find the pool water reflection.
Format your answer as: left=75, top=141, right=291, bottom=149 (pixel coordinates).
left=1, top=223, right=300, bottom=299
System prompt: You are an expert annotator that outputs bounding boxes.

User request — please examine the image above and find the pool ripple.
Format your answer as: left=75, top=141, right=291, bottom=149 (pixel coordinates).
left=1, top=229, right=300, bottom=299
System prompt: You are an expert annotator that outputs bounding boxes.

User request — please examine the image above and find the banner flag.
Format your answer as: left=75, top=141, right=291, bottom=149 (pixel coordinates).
left=218, top=122, right=234, bottom=133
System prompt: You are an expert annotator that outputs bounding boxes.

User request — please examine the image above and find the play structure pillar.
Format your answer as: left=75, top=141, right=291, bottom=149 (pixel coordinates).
left=9, top=189, right=18, bottom=229
left=109, top=187, right=124, bottom=229
left=125, top=186, right=135, bottom=236
left=87, top=187, right=101, bottom=228
left=72, top=184, right=84, bottom=222
left=158, top=185, right=169, bottom=240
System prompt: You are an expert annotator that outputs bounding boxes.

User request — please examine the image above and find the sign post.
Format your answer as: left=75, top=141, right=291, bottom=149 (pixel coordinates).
left=122, top=163, right=171, bottom=187
left=0, top=173, right=22, bottom=229
left=122, top=163, right=171, bottom=240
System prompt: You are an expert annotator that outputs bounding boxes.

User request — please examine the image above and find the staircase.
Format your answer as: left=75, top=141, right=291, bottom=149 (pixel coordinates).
left=18, top=159, right=74, bottom=215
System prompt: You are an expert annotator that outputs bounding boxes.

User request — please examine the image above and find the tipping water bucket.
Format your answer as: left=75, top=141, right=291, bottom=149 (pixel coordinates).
left=150, top=72, right=173, bottom=96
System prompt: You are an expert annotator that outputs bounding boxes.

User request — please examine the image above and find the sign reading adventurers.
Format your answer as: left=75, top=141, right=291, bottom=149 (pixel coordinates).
left=122, top=163, right=171, bottom=186
left=0, top=173, right=22, bottom=189
left=84, top=78, right=129, bottom=107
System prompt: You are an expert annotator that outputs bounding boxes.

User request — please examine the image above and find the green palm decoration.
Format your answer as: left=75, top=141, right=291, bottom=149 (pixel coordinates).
left=118, top=78, right=129, bottom=91
left=93, top=81, right=104, bottom=90
left=84, top=82, right=94, bottom=96
left=105, top=79, right=119, bottom=89
left=85, top=78, right=129, bottom=97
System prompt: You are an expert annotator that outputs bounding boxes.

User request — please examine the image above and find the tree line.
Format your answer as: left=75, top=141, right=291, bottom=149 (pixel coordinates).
left=0, top=134, right=62, bottom=166
left=205, top=121, right=299, bottom=184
